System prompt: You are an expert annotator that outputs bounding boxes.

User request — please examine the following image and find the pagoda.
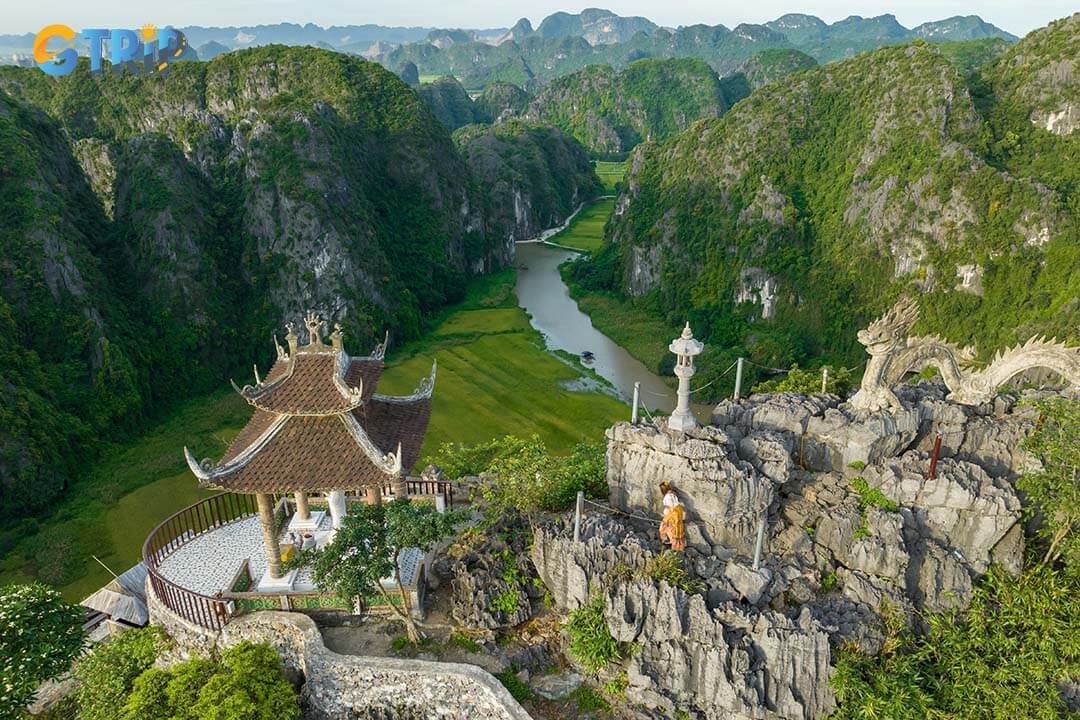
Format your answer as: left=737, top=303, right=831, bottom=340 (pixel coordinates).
left=184, top=313, right=434, bottom=589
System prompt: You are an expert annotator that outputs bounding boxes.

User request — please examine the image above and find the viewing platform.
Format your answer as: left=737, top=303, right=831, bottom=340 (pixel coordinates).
left=143, top=482, right=453, bottom=631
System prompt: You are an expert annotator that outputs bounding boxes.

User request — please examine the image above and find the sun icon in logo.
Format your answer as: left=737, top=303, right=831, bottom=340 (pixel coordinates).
left=140, top=25, right=157, bottom=43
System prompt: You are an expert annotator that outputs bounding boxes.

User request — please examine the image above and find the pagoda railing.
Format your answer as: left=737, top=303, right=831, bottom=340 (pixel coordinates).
left=143, top=481, right=453, bottom=631
left=143, top=492, right=269, bottom=631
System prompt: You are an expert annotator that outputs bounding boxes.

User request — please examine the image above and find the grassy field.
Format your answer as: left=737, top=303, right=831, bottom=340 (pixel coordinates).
left=1, top=270, right=626, bottom=600
left=379, top=269, right=628, bottom=456
left=566, top=292, right=676, bottom=376
left=547, top=198, right=615, bottom=253
left=594, top=161, right=626, bottom=194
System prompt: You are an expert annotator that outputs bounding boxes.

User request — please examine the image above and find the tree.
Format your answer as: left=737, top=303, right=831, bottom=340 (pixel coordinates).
left=0, top=583, right=85, bottom=717
left=118, top=643, right=299, bottom=720
left=1020, top=397, right=1080, bottom=574
left=74, top=626, right=166, bottom=720
left=308, top=499, right=461, bottom=643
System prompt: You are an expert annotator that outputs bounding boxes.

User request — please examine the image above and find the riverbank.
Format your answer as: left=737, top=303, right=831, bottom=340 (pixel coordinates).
left=0, top=270, right=626, bottom=601
left=544, top=198, right=615, bottom=253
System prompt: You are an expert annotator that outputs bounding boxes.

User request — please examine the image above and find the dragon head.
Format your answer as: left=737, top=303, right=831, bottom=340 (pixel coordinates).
left=858, top=296, right=920, bottom=354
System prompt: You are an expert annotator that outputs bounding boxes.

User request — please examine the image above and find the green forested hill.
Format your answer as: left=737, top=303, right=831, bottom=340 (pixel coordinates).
left=574, top=20, right=1079, bottom=392
left=525, top=58, right=731, bottom=156
left=0, top=45, right=599, bottom=520
left=454, top=121, right=601, bottom=253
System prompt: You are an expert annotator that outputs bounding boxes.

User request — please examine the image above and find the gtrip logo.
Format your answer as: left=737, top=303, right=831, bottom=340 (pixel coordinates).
left=33, top=25, right=188, bottom=77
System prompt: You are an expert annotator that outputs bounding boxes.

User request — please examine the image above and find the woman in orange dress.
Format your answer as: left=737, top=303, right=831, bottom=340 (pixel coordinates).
left=658, top=482, right=687, bottom=552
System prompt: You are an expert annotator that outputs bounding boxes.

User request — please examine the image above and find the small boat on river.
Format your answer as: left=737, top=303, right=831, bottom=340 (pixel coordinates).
left=581, top=351, right=595, bottom=363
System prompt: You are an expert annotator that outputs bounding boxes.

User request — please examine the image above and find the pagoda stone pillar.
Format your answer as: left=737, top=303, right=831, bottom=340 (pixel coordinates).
left=256, top=493, right=282, bottom=580
left=366, top=486, right=383, bottom=506
left=294, top=491, right=310, bottom=521
left=328, top=490, right=347, bottom=529
left=391, top=475, right=406, bottom=500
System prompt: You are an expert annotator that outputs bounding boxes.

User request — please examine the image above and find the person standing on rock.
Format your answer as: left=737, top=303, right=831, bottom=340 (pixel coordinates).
left=659, top=482, right=687, bottom=552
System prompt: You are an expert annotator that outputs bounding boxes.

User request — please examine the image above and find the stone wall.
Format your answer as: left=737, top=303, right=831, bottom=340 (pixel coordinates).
left=146, top=581, right=531, bottom=720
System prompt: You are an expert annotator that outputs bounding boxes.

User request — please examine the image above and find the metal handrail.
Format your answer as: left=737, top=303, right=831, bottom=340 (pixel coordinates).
left=142, top=492, right=260, bottom=631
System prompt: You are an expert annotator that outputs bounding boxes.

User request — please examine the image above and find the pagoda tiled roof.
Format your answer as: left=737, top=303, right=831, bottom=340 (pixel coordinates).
left=184, top=316, right=434, bottom=493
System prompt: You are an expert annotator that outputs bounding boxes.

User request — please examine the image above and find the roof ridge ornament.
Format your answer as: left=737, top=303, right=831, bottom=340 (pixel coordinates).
left=273, top=333, right=288, bottom=361
left=285, top=322, right=298, bottom=355
left=304, top=312, right=324, bottom=347
left=372, top=330, right=389, bottom=361
left=330, top=322, right=344, bottom=352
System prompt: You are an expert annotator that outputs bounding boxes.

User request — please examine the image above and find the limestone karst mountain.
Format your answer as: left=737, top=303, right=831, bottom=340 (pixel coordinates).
left=374, top=10, right=1016, bottom=90
left=576, top=24, right=1080, bottom=390
left=525, top=58, right=732, bottom=156
left=0, top=46, right=600, bottom=516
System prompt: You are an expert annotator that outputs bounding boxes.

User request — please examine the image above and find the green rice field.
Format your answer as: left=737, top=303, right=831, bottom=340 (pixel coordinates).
left=547, top=198, right=615, bottom=253
left=594, top=161, right=626, bottom=193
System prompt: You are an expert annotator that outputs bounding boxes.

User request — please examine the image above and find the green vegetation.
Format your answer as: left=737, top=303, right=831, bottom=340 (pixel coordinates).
left=495, top=669, right=533, bottom=702
left=300, top=499, right=463, bottom=642
left=453, top=121, right=602, bottom=249
left=548, top=199, right=615, bottom=253
left=851, top=477, right=900, bottom=513
left=820, top=572, right=838, bottom=592
left=594, top=161, right=626, bottom=193
left=831, top=566, right=1080, bottom=719
left=569, top=684, right=611, bottom=712
left=433, top=434, right=606, bottom=515
left=752, top=364, right=854, bottom=396
left=566, top=594, right=623, bottom=674
left=379, top=270, right=627, bottom=459
left=1019, top=397, right=1080, bottom=574
left=74, top=626, right=169, bottom=720
left=738, top=48, right=817, bottom=90
left=0, top=584, right=85, bottom=716
left=116, top=642, right=300, bottom=720
left=639, top=552, right=705, bottom=593
left=418, top=75, right=479, bottom=131
left=528, top=59, right=732, bottom=156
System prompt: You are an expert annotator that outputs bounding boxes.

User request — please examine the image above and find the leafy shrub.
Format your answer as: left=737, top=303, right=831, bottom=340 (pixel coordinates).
left=820, top=572, right=838, bottom=592
left=495, top=669, right=532, bottom=702
left=851, top=477, right=899, bottom=512
left=0, top=583, right=85, bottom=717
left=491, top=590, right=522, bottom=614
left=436, top=435, right=606, bottom=515
left=566, top=594, right=622, bottom=674
left=640, top=552, right=705, bottom=593
left=75, top=626, right=168, bottom=720
left=1019, top=397, right=1080, bottom=574
left=752, top=364, right=854, bottom=396
left=115, top=642, right=300, bottom=720
left=831, top=566, right=1080, bottom=719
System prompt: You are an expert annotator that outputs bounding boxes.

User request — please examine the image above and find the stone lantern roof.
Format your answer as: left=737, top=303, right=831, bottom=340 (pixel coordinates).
left=184, top=314, right=434, bottom=493
left=669, top=323, right=704, bottom=357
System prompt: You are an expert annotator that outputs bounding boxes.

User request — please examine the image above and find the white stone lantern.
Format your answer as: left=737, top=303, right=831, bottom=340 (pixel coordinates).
left=668, top=323, right=704, bottom=432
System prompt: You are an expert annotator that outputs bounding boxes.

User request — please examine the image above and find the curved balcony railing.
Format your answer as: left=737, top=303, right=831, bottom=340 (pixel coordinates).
left=143, top=482, right=454, bottom=631
left=143, top=492, right=263, bottom=631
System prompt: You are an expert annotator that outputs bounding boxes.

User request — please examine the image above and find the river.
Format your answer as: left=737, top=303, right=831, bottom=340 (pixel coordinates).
left=515, top=241, right=711, bottom=419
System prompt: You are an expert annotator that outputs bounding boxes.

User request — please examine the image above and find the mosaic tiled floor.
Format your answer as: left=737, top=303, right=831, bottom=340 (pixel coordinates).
left=156, top=512, right=422, bottom=595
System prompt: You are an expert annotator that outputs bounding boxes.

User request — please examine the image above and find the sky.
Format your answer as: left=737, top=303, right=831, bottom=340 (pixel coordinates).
left=2, top=0, right=1075, bottom=37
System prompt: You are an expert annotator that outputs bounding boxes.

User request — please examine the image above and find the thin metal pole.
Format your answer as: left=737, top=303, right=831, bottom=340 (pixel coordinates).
left=631, top=382, right=640, bottom=424
left=928, top=434, right=942, bottom=481
left=821, top=367, right=829, bottom=394
left=733, top=357, right=745, bottom=400
left=574, top=491, right=584, bottom=543
left=752, top=511, right=767, bottom=570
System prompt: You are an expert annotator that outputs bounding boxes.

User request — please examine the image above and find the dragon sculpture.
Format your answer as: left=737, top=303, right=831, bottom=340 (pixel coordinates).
left=849, top=296, right=1080, bottom=412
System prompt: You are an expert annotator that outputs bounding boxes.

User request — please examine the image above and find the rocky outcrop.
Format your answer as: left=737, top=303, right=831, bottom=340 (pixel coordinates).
left=531, top=517, right=835, bottom=720
left=436, top=514, right=542, bottom=631
left=552, top=382, right=1039, bottom=717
